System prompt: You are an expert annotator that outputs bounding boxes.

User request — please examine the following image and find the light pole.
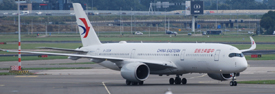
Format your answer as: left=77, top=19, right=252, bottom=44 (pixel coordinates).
left=165, top=9, right=166, bottom=33
left=237, top=10, right=239, bottom=34
left=131, top=8, right=133, bottom=34
left=216, top=0, right=218, bottom=13
left=46, top=16, right=49, bottom=36
left=120, top=7, right=122, bottom=35
left=249, top=12, right=250, bottom=30
left=17, top=0, right=21, bottom=68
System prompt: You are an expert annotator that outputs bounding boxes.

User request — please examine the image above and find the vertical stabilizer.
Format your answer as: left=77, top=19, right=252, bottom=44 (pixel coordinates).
left=73, top=3, right=101, bottom=47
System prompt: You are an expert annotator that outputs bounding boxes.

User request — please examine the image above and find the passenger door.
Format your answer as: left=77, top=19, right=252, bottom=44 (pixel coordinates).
left=214, top=49, right=220, bottom=61
left=130, top=49, right=136, bottom=58
left=180, top=49, right=186, bottom=61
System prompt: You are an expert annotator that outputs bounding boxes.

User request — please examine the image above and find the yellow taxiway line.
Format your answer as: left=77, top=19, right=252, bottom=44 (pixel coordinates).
left=102, top=82, right=111, bottom=94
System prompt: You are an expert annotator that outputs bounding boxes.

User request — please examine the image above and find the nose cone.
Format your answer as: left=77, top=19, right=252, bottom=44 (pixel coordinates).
left=238, top=58, right=248, bottom=72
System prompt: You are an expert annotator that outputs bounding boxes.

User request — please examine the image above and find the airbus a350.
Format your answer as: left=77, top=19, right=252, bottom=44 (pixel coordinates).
left=0, top=3, right=256, bottom=86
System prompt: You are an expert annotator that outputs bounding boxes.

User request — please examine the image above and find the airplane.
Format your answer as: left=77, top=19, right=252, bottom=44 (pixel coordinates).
left=0, top=3, right=256, bottom=86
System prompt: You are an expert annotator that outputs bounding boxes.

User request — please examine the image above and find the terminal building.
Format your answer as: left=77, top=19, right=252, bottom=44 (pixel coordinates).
left=16, top=0, right=86, bottom=10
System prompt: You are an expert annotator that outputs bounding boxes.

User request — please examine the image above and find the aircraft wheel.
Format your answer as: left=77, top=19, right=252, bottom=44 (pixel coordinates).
left=139, top=81, right=144, bottom=85
left=169, top=78, right=175, bottom=85
left=234, top=81, right=237, bottom=86
left=132, top=82, right=138, bottom=85
left=181, top=78, right=187, bottom=84
left=175, top=77, right=181, bottom=84
left=126, top=80, right=131, bottom=85
left=230, top=81, right=234, bottom=86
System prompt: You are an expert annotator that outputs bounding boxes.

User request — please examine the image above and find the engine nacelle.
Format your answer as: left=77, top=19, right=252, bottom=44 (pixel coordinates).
left=121, top=62, right=150, bottom=82
left=207, top=73, right=232, bottom=81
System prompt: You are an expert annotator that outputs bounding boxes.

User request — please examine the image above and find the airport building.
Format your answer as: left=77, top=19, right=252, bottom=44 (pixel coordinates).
left=16, top=0, right=86, bottom=10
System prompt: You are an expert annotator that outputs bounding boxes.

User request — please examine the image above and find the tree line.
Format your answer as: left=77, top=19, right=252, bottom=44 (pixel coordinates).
left=260, top=11, right=275, bottom=35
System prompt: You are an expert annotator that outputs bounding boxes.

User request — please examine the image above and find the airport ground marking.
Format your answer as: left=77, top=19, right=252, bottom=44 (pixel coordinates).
left=0, top=84, right=5, bottom=86
left=102, top=82, right=111, bottom=94
left=14, top=76, right=38, bottom=78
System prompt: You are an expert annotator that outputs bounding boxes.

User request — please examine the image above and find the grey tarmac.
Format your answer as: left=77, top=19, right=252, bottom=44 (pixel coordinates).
left=0, top=59, right=275, bottom=94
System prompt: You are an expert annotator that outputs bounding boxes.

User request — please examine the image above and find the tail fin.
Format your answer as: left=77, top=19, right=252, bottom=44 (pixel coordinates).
left=73, top=3, right=101, bottom=47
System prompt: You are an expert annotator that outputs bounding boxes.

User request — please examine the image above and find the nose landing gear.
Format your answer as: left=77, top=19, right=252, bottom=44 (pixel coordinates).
left=169, top=75, right=187, bottom=85
left=230, top=73, right=237, bottom=86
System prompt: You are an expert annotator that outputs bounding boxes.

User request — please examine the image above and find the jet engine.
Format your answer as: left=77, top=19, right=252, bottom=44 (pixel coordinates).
left=121, top=62, right=150, bottom=82
left=207, top=73, right=232, bottom=81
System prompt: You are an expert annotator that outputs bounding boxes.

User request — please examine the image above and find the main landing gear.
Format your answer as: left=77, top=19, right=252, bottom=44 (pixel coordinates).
left=230, top=73, right=237, bottom=86
left=126, top=80, right=144, bottom=85
left=169, top=75, right=187, bottom=85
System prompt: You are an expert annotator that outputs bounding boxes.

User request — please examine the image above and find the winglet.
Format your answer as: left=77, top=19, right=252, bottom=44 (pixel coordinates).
left=240, top=36, right=256, bottom=52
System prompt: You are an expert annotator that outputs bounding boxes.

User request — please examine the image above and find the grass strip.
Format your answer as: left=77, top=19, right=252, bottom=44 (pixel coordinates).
left=22, top=67, right=91, bottom=70
left=0, top=67, right=91, bottom=70
left=0, top=68, right=10, bottom=70
left=0, top=56, right=67, bottom=62
left=0, top=72, right=34, bottom=75
left=1, top=34, right=275, bottom=43
left=238, top=80, right=275, bottom=84
left=49, top=62, right=95, bottom=65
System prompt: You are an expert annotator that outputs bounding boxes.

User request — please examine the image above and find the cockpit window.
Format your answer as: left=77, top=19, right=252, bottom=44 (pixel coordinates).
left=229, top=53, right=244, bottom=58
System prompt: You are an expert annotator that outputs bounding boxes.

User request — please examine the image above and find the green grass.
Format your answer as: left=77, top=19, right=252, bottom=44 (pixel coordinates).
left=0, top=67, right=91, bottom=70
left=0, top=56, right=67, bottom=62
left=0, top=72, right=34, bottom=75
left=0, top=68, right=9, bottom=70
left=22, top=67, right=91, bottom=70
left=1, top=34, right=275, bottom=43
left=0, top=35, right=81, bottom=42
left=1, top=44, right=274, bottom=51
left=239, top=80, right=275, bottom=84
left=49, top=62, right=95, bottom=65
left=0, top=43, right=82, bottom=49
left=0, top=72, right=10, bottom=75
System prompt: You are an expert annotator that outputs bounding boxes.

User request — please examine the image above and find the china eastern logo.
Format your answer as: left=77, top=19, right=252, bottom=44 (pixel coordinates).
left=78, top=18, right=90, bottom=38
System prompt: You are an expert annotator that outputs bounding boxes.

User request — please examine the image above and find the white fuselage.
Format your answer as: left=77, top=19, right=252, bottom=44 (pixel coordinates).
left=80, top=42, right=248, bottom=75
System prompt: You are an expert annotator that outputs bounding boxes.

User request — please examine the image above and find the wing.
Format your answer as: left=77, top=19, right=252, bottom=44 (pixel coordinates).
left=240, top=36, right=256, bottom=52
left=0, top=49, right=177, bottom=70
left=37, top=47, right=87, bottom=53
left=0, top=49, right=122, bottom=61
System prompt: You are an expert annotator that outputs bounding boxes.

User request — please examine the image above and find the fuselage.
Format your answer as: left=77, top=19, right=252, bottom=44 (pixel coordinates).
left=80, top=42, right=248, bottom=75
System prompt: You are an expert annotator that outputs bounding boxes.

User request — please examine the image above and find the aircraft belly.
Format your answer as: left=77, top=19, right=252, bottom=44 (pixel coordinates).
left=98, top=61, right=120, bottom=71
